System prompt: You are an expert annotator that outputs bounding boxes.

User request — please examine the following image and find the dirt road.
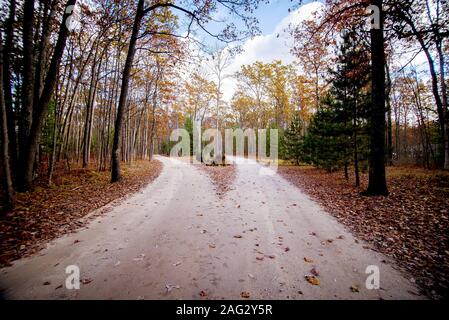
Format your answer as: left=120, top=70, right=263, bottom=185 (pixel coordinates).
left=0, top=156, right=422, bottom=299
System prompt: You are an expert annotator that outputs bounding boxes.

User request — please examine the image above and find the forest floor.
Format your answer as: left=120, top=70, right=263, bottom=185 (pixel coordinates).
left=0, top=160, right=162, bottom=268
left=278, top=165, right=449, bottom=299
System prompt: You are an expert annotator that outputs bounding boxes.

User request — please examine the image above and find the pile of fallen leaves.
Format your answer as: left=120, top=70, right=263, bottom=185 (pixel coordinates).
left=198, top=164, right=236, bottom=198
left=279, top=165, right=449, bottom=299
left=0, top=160, right=162, bottom=267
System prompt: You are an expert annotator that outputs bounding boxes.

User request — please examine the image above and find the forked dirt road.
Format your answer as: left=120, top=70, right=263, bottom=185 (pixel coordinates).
left=0, top=156, right=422, bottom=299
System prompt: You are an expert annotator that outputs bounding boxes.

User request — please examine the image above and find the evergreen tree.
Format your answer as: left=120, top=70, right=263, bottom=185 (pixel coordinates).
left=184, top=117, right=194, bottom=156
left=330, top=29, right=371, bottom=185
left=284, top=112, right=304, bottom=165
left=303, top=29, right=371, bottom=184
left=303, top=94, right=352, bottom=172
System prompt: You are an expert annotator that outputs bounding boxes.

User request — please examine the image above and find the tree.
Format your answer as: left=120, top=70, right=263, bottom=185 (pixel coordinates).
left=330, top=29, right=371, bottom=186
left=389, top=0, right=449, bottom=169
left=284, top=112, right=304, bottom=165
left=303, top=98, right=351, bottom=172
left=234, top=61, right=272, bottom=129
left=16, top=0, right=78, bottom=191
left=364, top=0, right=389, bottom=195
left=2, top=0, right=17, bottom=172
left=208, top=45, right=233, bottom=162
left=111, top=0, right=147, bottom=182
left=0, top=34, right=15, bottom=209
left=299, top=28, right=371, bottom=185
left=111, top=0, right=264, bottom=182
left=291, top=15, right=335, bottom=110
left=233, top=61, right=297, bottom=130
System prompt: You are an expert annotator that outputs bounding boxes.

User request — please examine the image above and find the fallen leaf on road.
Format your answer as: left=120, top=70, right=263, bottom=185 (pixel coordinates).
left=199, top=290, right=208, bottom=297
left=165, top=284, right=180, bottom=294
left=350, top=285, right=360, bottom=293
left=337, top=235, right=344, bottom=240
left=266, top=255, right=275, bottom=259
left=241, top=291, right=251, bottom=298
left=234, top=235, right=243, bottom=239
left=133, top=254, right=145, bottom=262
left=55, top=285, right=63, bottom=290
left=311, top=267, right=320, bottom=276
left=304, top=257, right=313, bottom=263
left=305, top=275, right=320, bottom=286
left=81, top=278, right=93, bottom=285
left=43, top=281, right=51, bottom=286
left=73, top=240, right=81, bottom=244
left=284, top=247, right=290, bottom=252
left=256, top=256, right=264, bottom=261
left=173, top=261, right=182, bottom=266
left=248, top=273, right=256, bottom=279
left=209, top=244, right=216, bottom=249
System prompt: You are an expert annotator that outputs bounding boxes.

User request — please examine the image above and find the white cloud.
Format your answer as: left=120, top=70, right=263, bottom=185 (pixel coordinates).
left=221, top=1, right=325, bottom=102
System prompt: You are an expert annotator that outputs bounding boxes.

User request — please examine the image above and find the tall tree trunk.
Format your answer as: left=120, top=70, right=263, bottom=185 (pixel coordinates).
left=385, top=62, right=393, bottom=166
left=3, top=0, right=18, bottom=176
left=82, top=47, right=100, bottom=168
left=33, top=0, right=57, bottom=112
left=436, top=42, right=449, bottom=170
left=353, top=99, right=360, bottom=187
left=18, top=0, right=36, bottom=190
left=149, top=73, right=159, bottom=161
left=365, top=0, right=388, bottom=196
left=0, top=35, right=15, bottom=209
left=19, top=0, right=77, bottom=191
left=407, top=21, right=445, bottom=167
left=111, top=0, right=145, bottom=182
left=48, top=94, right=58, bottom=184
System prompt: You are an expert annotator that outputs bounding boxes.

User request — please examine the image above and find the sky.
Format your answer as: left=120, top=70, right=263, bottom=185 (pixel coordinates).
left=186, top=0, right=428, bottom=103
left=215, top=0, right=325, bottom=101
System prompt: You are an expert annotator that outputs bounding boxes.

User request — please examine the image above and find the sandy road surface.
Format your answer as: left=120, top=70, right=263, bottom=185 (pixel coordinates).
left=0, top=156, right=421, bottom=299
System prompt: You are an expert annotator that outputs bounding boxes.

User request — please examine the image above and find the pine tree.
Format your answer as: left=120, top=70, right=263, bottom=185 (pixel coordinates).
left=284, top=112, right=304, bottom=165
left=303, top=28, right=371, bottom=183
left=329, top=29, right=371, bottom=185
left=303, top=95, right=351, bottom=172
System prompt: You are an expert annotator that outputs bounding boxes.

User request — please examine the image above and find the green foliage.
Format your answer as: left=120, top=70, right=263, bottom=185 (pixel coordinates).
left=302, top=29, right=371, bottom=175
left=184, top=117, right=194, bottom=156
left=266, top=122, right=285, bottom=159
left=284, top=111, right=304, bottom=164
left=42, top=100, right=56, bottom=153
left=303, top=98, right=352, bottom=171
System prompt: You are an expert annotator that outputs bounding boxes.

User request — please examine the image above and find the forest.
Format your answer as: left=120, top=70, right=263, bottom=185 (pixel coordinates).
left=0, top=0, right=448, bottom=301
left=0, top=0, right=448, bottom=204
